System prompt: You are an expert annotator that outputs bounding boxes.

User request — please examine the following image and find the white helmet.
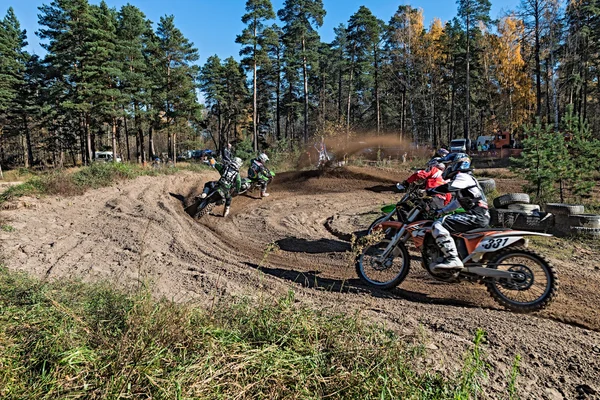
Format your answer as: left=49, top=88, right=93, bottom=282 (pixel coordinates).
left=232, top=157, right=243, bottom=170
left=258, top=153, right=269, bottom=163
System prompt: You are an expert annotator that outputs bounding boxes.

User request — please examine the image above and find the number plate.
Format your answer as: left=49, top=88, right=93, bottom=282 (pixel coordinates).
left=475, top=236, right=521, bottom=252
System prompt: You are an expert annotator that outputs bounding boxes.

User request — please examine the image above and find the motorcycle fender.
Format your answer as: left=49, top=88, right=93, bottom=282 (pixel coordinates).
left=372, top=221, right=405, bottom=232
left=474, top=236, right=522, bottom=253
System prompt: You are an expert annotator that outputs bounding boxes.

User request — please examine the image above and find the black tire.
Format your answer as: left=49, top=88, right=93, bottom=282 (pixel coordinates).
left=493, top=193, right=530, bottom=208
left=507, top=204, right=540, bottom=213
left=477, top=178, right=496, bottom=194
left=570, top=226, right=600, bottom=238
left=194, top=201, right=214, bottom=219
left=355, top=240, right=410, bottom=290
left=485, top=247, right=558, bottom=313
left=568, top=214, right=600, bottom=229
left=545, top=203, right=585, bottom=216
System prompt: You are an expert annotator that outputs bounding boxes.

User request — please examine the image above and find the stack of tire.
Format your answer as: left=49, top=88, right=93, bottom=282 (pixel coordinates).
left=490, top=193, right=554, bottom=233
left=477, top=178, right=496, bottom=195
left=545, top=203, right=600, bottom=238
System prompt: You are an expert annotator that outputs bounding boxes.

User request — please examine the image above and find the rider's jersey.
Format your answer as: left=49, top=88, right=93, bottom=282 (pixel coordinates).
left=406, top=167, right=451, bottom=205
left=433, top=172, right=488, bottom=211
left=248, top=159, right=267, bottom=180
left=215, top=162, right=241, bottom=192
left=407, top=167, right=445, bottom=190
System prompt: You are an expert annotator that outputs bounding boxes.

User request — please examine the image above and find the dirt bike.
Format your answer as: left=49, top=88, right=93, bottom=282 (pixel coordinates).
left=184, top=183, right=229, bottom=219
left=238, top=169, right=275, bottom=196
left=356, top=189, right=558, bottom=313
left=367, top=183, right=464, bottom=234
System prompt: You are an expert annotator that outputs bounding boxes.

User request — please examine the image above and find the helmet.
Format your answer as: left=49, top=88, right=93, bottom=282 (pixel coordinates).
left=258, top=153, right=269, bottom=163
left=437, top=148, right=449, bottom=157
left=232, top=157, right=243, bottom=170
left=426, top=157, right=445, bottom=172
left=442, top=156, right=471, bottom=180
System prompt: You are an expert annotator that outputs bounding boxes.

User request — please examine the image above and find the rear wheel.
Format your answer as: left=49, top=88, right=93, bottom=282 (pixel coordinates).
left=485, top=247, right=558, bottom=313
left=355, top=239, right=410, bottom=290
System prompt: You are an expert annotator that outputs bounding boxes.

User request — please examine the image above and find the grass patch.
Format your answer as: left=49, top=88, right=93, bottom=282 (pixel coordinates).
left=0, top=162, right=212, bottom=205
left=1, top=224, right=15, bottom=232
left=0, top=267, right=514, bottom=399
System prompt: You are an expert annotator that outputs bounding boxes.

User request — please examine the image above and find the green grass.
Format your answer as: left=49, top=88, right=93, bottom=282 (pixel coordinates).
left=1, top=224, right=14, bottom=232
left=0, top=162, right=212, bottom=205
left=0, top=266, right=514, bottom=399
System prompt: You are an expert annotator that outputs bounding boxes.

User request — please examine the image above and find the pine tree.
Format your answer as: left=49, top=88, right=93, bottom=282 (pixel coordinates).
left=0, top=7, right=30, bottom=165
left=457, top=0, right=491, bottom=140
left=347, top=6, right=385, bottom=133
left=117, top=4, right=152, bottom=161
left=88, top=1, right=123, bottom=162
left=278, top=0, right=326, bottom=143
left=154, top=15, right=200, bottom=162
left=236, top=0, right=275, bottom=152
left=38, top=0, right=99, bottom=164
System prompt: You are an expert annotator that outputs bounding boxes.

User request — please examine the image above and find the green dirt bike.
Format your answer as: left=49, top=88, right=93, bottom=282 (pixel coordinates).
left=367, top=183, right=465, bottom=234
left=238, top=169, right=275, bottom=196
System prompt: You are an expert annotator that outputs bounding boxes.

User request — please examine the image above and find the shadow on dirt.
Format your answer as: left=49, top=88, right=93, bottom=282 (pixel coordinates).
left=276, top=237, right=351, bottom=253
left=365, top=184, right=400, bottom=193
left=245, top=262, right=483, bottom=309
left=169, top=193, right=186, bottom=204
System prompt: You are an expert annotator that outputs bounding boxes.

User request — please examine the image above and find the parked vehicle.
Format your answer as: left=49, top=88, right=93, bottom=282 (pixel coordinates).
left=94, top=151, right=121, bottom=163
left=450, top=138, right=471, bottom=153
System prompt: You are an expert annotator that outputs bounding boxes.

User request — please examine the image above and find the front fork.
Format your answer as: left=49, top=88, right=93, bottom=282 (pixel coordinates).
left=380, top=226, right=408, bottom=260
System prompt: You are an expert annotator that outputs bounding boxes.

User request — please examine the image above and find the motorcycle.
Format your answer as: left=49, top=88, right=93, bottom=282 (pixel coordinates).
left=184, top=183, right=229, bottom=219
left=356, top=189, right=558, bottom=313
left=238, top=169, right=275, bottom=196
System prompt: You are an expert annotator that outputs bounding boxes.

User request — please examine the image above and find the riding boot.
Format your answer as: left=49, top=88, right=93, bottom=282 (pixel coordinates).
left=431, top=235, right=464, bottom=271
left=223, top=206, right=230, bottom=217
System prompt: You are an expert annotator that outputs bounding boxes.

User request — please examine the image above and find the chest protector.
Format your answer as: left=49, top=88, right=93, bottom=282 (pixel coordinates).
left=218, top=164, right=238, bottom=189
left=248, top=159, right=262, bottom=179
left=450, top=173, right=488, bottom=210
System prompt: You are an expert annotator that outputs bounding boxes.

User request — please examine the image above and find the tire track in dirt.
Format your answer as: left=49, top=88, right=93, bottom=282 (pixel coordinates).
left=1, top=167, right=599, bottom=398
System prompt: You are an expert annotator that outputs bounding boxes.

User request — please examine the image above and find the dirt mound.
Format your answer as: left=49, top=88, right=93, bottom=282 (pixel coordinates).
left=1, top=168, right=599, bottom=398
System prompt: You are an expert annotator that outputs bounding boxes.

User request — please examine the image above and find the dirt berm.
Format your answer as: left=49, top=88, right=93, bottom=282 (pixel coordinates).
left=1, top=167, right=599, bottom=399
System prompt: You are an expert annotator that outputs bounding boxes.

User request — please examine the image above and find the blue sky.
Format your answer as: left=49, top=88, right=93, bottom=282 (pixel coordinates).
left=6, top=0, right=520, bottom=66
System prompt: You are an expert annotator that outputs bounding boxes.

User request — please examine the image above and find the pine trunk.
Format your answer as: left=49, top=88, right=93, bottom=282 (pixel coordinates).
left=465, top=13, right=471, bottom=140
left=253, top=22, right=258, bottom=152
left=302, top=35, right=309, bottom=143
left=112, top=118, right=118, bottom=162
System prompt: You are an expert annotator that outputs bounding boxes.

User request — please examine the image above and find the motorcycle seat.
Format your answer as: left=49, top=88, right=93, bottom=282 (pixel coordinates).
left=463, top=227, right=512, bottom=234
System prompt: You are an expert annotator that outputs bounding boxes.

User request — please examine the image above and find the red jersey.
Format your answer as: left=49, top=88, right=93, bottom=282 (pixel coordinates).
left=406, top=167, right=451, bottom=205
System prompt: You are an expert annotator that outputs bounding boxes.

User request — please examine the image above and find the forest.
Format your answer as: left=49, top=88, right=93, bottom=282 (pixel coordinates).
left=0, top=0, right=598, bottom=167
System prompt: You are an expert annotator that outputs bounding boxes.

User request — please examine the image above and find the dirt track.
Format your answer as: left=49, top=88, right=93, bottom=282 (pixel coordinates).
left=1, top=167, right=599, bottom=399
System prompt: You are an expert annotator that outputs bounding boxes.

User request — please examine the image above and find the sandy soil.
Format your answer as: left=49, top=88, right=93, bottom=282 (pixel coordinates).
left=1, top=166, right=599, bottom=399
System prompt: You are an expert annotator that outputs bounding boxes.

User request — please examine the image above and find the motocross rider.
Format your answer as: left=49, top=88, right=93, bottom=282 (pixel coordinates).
left=199, top=157, right=243, bottom=218
left=399, top=158, right=451, bottom=209
left=248, top=153, right=271, bottom=197
left=426, top=156, right=490, bottom=271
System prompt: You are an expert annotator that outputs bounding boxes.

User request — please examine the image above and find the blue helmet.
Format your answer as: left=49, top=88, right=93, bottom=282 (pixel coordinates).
left=443, top=156, right=471, bottom=180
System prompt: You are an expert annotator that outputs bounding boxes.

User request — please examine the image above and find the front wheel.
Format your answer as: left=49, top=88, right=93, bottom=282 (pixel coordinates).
left=355, top=239, right=410, bottom=290
left=194, top=200, right=215, bottom=219
left=485, top=247, right=558, bottom=313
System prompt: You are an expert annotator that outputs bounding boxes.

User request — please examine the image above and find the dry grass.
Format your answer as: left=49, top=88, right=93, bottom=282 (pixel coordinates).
left=0, top=266, right=505, bottom=399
